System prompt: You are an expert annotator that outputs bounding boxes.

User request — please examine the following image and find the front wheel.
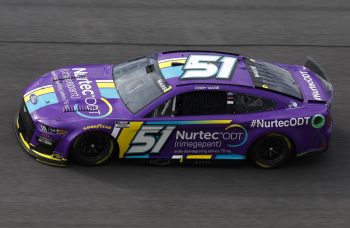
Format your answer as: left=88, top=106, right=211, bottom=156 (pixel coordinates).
left=249, top=134, right=293, bottom=169
left=71, top=132, right=115, bottom=166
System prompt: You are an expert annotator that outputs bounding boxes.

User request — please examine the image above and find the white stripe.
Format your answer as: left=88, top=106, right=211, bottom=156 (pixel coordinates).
left=158, top=57, right=187, bottom=63
left=111, top=127, right=121, bottom=138
left=96, top=80, right=114, bottom=83
left=172, top=155, right=183, bottom=159
left=24, top=85, right=53, bottom=97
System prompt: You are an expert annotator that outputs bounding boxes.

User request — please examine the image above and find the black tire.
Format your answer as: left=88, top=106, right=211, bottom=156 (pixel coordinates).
left=249, top=134, right=293, bottom=169
left=71, top=132, right=115, bottom=166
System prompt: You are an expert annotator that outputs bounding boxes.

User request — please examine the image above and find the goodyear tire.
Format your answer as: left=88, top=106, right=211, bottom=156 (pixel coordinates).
left=249, top=134, right=293, bottom=169
left=71, top=132, right=114, bottom=166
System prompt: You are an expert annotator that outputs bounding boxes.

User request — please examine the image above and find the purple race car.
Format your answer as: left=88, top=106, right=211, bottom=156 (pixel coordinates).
left=15, top=50, right=333, bottom=168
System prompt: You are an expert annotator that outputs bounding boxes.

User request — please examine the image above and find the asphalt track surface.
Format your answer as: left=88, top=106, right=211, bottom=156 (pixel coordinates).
left=0, top=0, right=350, bottom=227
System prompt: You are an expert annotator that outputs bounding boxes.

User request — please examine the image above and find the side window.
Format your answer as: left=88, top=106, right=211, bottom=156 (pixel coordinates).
left=148, top=97, right=175, bottom=117
left=234, top=93, right=274, bottom=113
left=147, top=91, right=230, bottom=117
left=146, top=91, right=274, bottom=118
left=176, top=91, right=228, bottom=116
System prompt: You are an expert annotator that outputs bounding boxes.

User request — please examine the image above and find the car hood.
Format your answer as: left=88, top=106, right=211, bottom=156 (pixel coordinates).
left=23, top=64, right=132, bottom=122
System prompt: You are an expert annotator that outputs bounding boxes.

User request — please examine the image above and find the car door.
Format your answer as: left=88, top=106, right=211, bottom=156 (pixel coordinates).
left=124, top=90, right=249, bottom=160
left=225, top=92, right=276, bottom=156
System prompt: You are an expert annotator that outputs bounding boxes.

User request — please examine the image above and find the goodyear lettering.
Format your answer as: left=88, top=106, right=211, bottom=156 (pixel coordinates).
left=83, top=124, right=112, bottom=131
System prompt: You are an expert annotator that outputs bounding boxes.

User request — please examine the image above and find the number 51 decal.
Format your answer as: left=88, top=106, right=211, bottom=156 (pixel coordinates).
left=181, top=55, right=238, bottom=79
left=126, top=125, right=176, bottom=155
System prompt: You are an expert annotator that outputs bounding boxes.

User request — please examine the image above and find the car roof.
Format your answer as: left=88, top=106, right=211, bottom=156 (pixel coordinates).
left=157, top=50, right=254, bottom=88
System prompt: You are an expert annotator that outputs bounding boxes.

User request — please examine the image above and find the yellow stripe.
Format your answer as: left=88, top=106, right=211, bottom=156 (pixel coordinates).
left=19, top=132, right=30, bottom=150
left=186, top=155, right=212, bottom=159
left=24, top=87, right=54, bottom=102
left=100, top=98, right=113, bottom=116
left=16, top=117, right=19, bottom=129
left=117, top=122, right=143, bottom=158
left=32, top=149, right=66, bottom=162
left=97, top=82, right=115, bottom=88
left=159, top=59, right=186, bottom=69
left=202, top=120, right=232, bottom=124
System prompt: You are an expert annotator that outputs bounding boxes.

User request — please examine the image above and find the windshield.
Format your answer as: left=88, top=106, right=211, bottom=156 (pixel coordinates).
left=245, top=59, right=302, bottom=99
left=113, top=56, right=172, bottom=113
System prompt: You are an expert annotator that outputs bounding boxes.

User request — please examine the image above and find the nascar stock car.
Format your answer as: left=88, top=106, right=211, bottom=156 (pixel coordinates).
left=15, top=50, right=333, bottom=168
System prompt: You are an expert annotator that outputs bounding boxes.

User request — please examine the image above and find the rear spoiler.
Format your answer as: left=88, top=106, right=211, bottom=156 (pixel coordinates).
left=304, top=56, right=331, bottom=83
left=304, top=56, right=333, bottom=106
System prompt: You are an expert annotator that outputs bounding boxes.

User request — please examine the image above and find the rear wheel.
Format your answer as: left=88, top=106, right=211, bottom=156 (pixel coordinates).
left=71, top=132, right=114, bottom=166
left=249, top=134, right=293, bottom=169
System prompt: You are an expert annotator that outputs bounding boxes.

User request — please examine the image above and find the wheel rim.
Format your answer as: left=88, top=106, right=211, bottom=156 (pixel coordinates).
left=256, top=135, right=289, bottom=165
left=78, top=133, right=110, bottom=162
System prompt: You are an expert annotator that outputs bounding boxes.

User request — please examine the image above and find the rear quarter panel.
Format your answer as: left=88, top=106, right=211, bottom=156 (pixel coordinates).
left=240, top=104, right=330, bottom=156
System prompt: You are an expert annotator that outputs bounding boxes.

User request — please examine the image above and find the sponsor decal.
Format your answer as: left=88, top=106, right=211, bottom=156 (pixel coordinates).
left=75, top=97, right=113, bottom=119
left=225, top=124, right=248, bottom=147
left=30, top=94, right=38, bottom=104
left=250, top=117, right=310, bottom=128
left=288, top=101, right=298, bottom=109
left=115, top=121, right=130, bottom=128
left=83, top=124, right=112, bottom=131
left=250, top=65, right=260, bottom=78
left=195, top=85, right=220, bottom=90
left=300, top=71, right=322, bottom=101
left=53, top=68, right=113, bottom=119
left=156, top=78, right=172, bottom=93
left=39, top=123, right=66, bottom=135
left=37, top=136, right=54, bottom=146
left=39, top=124, right=48, bottom=132
left=174, top=124, right=248, bottom=151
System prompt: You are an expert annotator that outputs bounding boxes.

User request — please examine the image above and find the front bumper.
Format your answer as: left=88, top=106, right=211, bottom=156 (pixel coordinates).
left=14, top=110, right=67, bottom=167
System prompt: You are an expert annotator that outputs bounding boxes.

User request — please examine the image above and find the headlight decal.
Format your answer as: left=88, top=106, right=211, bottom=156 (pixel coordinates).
left=39, top=123, right=67, bottom=135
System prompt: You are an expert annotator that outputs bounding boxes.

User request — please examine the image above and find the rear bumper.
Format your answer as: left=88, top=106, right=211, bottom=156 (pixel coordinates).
left=14, top=112, right=67, bottom=167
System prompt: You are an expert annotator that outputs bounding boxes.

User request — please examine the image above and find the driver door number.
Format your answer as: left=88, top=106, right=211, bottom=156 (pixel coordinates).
left=127, top=125, right=176, bottom=154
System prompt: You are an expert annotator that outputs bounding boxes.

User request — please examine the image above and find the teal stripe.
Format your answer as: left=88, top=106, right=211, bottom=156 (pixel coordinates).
left=146, top=120, right=208, bottom=125
left=99, top=88, right=119, bottom=98
left=215, top=154, right=245, bottom=160
left=160, top=66, right=183, bottom=79
left=125, top=154, right=150, bottom=159
left=26, top=92, right=58, bottom=113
